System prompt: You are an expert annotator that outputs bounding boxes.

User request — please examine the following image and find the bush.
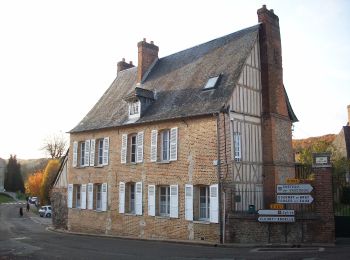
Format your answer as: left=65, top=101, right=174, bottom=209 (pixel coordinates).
left=341, top=187, right=350, bottom=204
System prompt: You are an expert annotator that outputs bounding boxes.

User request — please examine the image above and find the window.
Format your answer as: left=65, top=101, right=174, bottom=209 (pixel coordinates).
left=128, top=101, right=140, bottom=119
left=150, top=128, right=178, bottom=162
left=95, top=184, right=102, bottom=211
left=80, top=142, right=86, bottom=166
left=76, top=185, right=81, bottom=208
left=159, top=186, right=170, bottom=217
left=161, top=130, right=170, bottom=161
left=125, top=183, right=135, bottom=214
left=199, top=186, right=210, bottom=220
left=203, top=74, right=221, bottom=90
left=121, top=132, right=144, bottom=164
left=234, top=132, right=241, bottom=162
left=98, top=139, right=104, bottom=165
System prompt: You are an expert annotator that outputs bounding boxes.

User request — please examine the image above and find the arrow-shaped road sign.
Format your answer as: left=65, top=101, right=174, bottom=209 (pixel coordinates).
left=258, top=209, right=295, bottom=216
left=276, top=184, right=313, bottom=194
left=276, top=194, right=314, bottom=204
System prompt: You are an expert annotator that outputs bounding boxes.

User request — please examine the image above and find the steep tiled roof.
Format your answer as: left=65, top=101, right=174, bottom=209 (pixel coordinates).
left=70, top=25, right=260, bottom=133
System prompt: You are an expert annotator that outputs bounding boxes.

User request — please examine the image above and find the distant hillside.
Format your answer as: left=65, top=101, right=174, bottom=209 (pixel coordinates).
left=292, top=134, right=336, bottom=151
left=19, top=158, right=49, bottom=181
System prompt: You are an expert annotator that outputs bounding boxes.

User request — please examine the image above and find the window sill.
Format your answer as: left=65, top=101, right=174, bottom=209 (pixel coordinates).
left=193, top=220, right=211, bottom=224
left=94, top=165, right=104, bottom=168
left=155, top=215, right=171, bottom=219
left=156, top=161, right=170, bottom=164
left=125, top=213, right=136, bottom=216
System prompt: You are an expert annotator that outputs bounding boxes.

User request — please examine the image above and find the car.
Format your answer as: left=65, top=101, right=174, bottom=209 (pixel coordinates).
left=29, top=197, right=38, bottom=204
left=38, top=205, right=52, bottom=218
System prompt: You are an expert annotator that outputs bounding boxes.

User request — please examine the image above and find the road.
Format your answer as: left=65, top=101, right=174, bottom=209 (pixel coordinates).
left=1, top=203, right=350, bottom=259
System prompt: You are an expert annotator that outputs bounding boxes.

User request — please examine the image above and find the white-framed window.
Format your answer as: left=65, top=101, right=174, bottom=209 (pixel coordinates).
left=150, top=127, right=178, bottom=162
left=128, top=101, right=141, bottom=119
left=129, top=183, right=136, bottom=214
left=161, top=130, right=170, bottom=161
left=121, top=132, right=144, bottom=164
left=95, top=184, right=102, bottom=211
left=98, top=139, right=104, bottom=165
left=159, top=186, right=170, bottom=217
left=199, top=186, right=210, bottom=220
left=130, top=134, right=137, bottom=163
left=234, top=132, right=241, bottom=162
left=80, top=142, right=86, bottom=166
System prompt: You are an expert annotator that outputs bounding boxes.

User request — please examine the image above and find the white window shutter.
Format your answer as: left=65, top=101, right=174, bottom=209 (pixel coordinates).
left=210, top=184, right=219, bottom=223
left=185, top=184, right=193, bottom=221
left=85, top=140, right=90, bottom=166
left=101, top=183, right=108, bottom=211
left=135, top=182, right=143, bottom=215
left=90, top=139, right=95, bottom=166
left=73, top=142, right=78, bottom=167
left=103, top=137, right=109, bottom=165
left=81, top=184, right=87, bottom=209
left=150, top=130, right=158, bottom=162
left=136, top=132, right=144, bottom=163
left=119, top=182, right=125, bottom=213
left=87, top=183, right=93, bottom=210
left=148, top=185, right=155, bottom=216
left=68, top=184, right=73, bottom=208
left=170, top=184, right=178, bottom=218
left=121, top=134, right=127, bottom=164
left=169, top=127, right=178, bottom=161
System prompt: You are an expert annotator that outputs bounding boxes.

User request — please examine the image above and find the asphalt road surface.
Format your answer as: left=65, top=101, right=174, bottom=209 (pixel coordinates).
left=1, top=203, right=350, bottom=259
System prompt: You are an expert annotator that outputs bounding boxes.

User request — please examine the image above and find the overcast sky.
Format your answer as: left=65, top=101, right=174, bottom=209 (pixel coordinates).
left=0, top=0, right=349, bottom=159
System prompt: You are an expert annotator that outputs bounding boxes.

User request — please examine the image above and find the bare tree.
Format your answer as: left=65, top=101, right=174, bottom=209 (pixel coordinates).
left=41, top=133, right=68, bottom=159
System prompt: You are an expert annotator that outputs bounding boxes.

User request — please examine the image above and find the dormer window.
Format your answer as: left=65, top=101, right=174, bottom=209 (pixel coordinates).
left=203, top=74, right=222, bottom=90
left=128, top=101, right=140, bottom=119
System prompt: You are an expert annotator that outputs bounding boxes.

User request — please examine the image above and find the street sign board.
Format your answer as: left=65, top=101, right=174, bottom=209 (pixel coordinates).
left=258, top=216, right=295, bottom=223
left=277, top=184, right=313, bottom=194
left=276, top=195, right=314, bottom=204
left=258, top=209, right=295, bottom=216
left=286, top=178, right=300, bottom=184
left=270, top=203, right=284, bottom=210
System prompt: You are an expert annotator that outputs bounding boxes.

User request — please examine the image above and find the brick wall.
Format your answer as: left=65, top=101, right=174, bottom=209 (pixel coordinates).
left=68, top=116, right=220, bottom=242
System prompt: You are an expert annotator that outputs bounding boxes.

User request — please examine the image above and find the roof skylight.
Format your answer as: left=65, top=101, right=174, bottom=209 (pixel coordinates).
left=203, top=74, right=221, bottom=90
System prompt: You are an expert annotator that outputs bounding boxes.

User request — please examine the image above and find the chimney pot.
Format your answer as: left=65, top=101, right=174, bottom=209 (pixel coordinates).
left=143, top=38, right=146, bottom=42
left=347, top=104, right=350, bottom=125
left=129, top=61, right=133, bottom=65
left=262, top=4, right=266, bottom=9
left=122, top=58, right=125, bottom=62
left=270, top=9, right=274, bottom=13
left=117, top=58, right=135, bottom=73
left=150, top=41, right=154, bottom=45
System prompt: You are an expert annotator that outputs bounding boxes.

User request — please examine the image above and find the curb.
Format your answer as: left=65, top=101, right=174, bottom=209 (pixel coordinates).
left=46, top=227, right=336, bottom=248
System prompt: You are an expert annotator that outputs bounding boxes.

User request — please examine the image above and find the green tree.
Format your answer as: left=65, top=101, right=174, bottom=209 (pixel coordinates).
left=297, top=140, right=333, bottom=165
left=40, top=159, right=60, bottom=205
left=4, top=155, right=24, bottom=193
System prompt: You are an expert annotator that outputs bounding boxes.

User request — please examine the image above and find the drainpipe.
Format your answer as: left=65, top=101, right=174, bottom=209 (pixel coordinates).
left=216, top=112, right=223, bottom=244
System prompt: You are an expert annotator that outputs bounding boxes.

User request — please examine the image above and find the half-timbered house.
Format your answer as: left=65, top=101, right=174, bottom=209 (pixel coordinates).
left=65, top=6, right=297, bottom=243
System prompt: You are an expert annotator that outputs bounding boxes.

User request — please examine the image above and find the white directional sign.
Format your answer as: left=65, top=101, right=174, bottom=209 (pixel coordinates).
left=276, top=184, right=313, bottom=194
left=258, top=209, right=295, bottom=216
left=276, top=195, right=314, bottom=204
left=258, top=216, right=295, bottom=223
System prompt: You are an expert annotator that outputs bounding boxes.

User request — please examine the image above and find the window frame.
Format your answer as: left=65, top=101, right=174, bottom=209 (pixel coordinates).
left=199, top=186, right=210, bottom=221
left=234, top=132, right=242, bottom=162
left=130, top=134, right=137, bottom=163
left=159, top=186, right=170, bottom=217
left=98, top=139, right=104, bottom=165
left=128, top=100, right=141, bottom=119
left=80, top=142, right=86, bottom=166
left=76, top=185, right=81, bottom=209
left=161, top=130, right=170, bottom=162
left=95, top=184, right=102, bottom=211
left=129, top=183, right=136, bottom=214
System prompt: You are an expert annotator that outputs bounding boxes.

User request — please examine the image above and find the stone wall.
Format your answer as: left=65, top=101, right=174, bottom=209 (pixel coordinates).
left=51, top=187, right=68, bottom=230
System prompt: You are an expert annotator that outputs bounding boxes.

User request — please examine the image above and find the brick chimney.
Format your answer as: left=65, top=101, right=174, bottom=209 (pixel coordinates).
left=258, top=5, right=295, bottom=207
left=117, top=58, right=135, bottom=73
left=137, top=38, right=159, bottom=83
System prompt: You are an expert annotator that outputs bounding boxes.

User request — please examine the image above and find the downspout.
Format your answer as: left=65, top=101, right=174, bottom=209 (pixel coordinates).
left=216, top=112, right=223, bottom=244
